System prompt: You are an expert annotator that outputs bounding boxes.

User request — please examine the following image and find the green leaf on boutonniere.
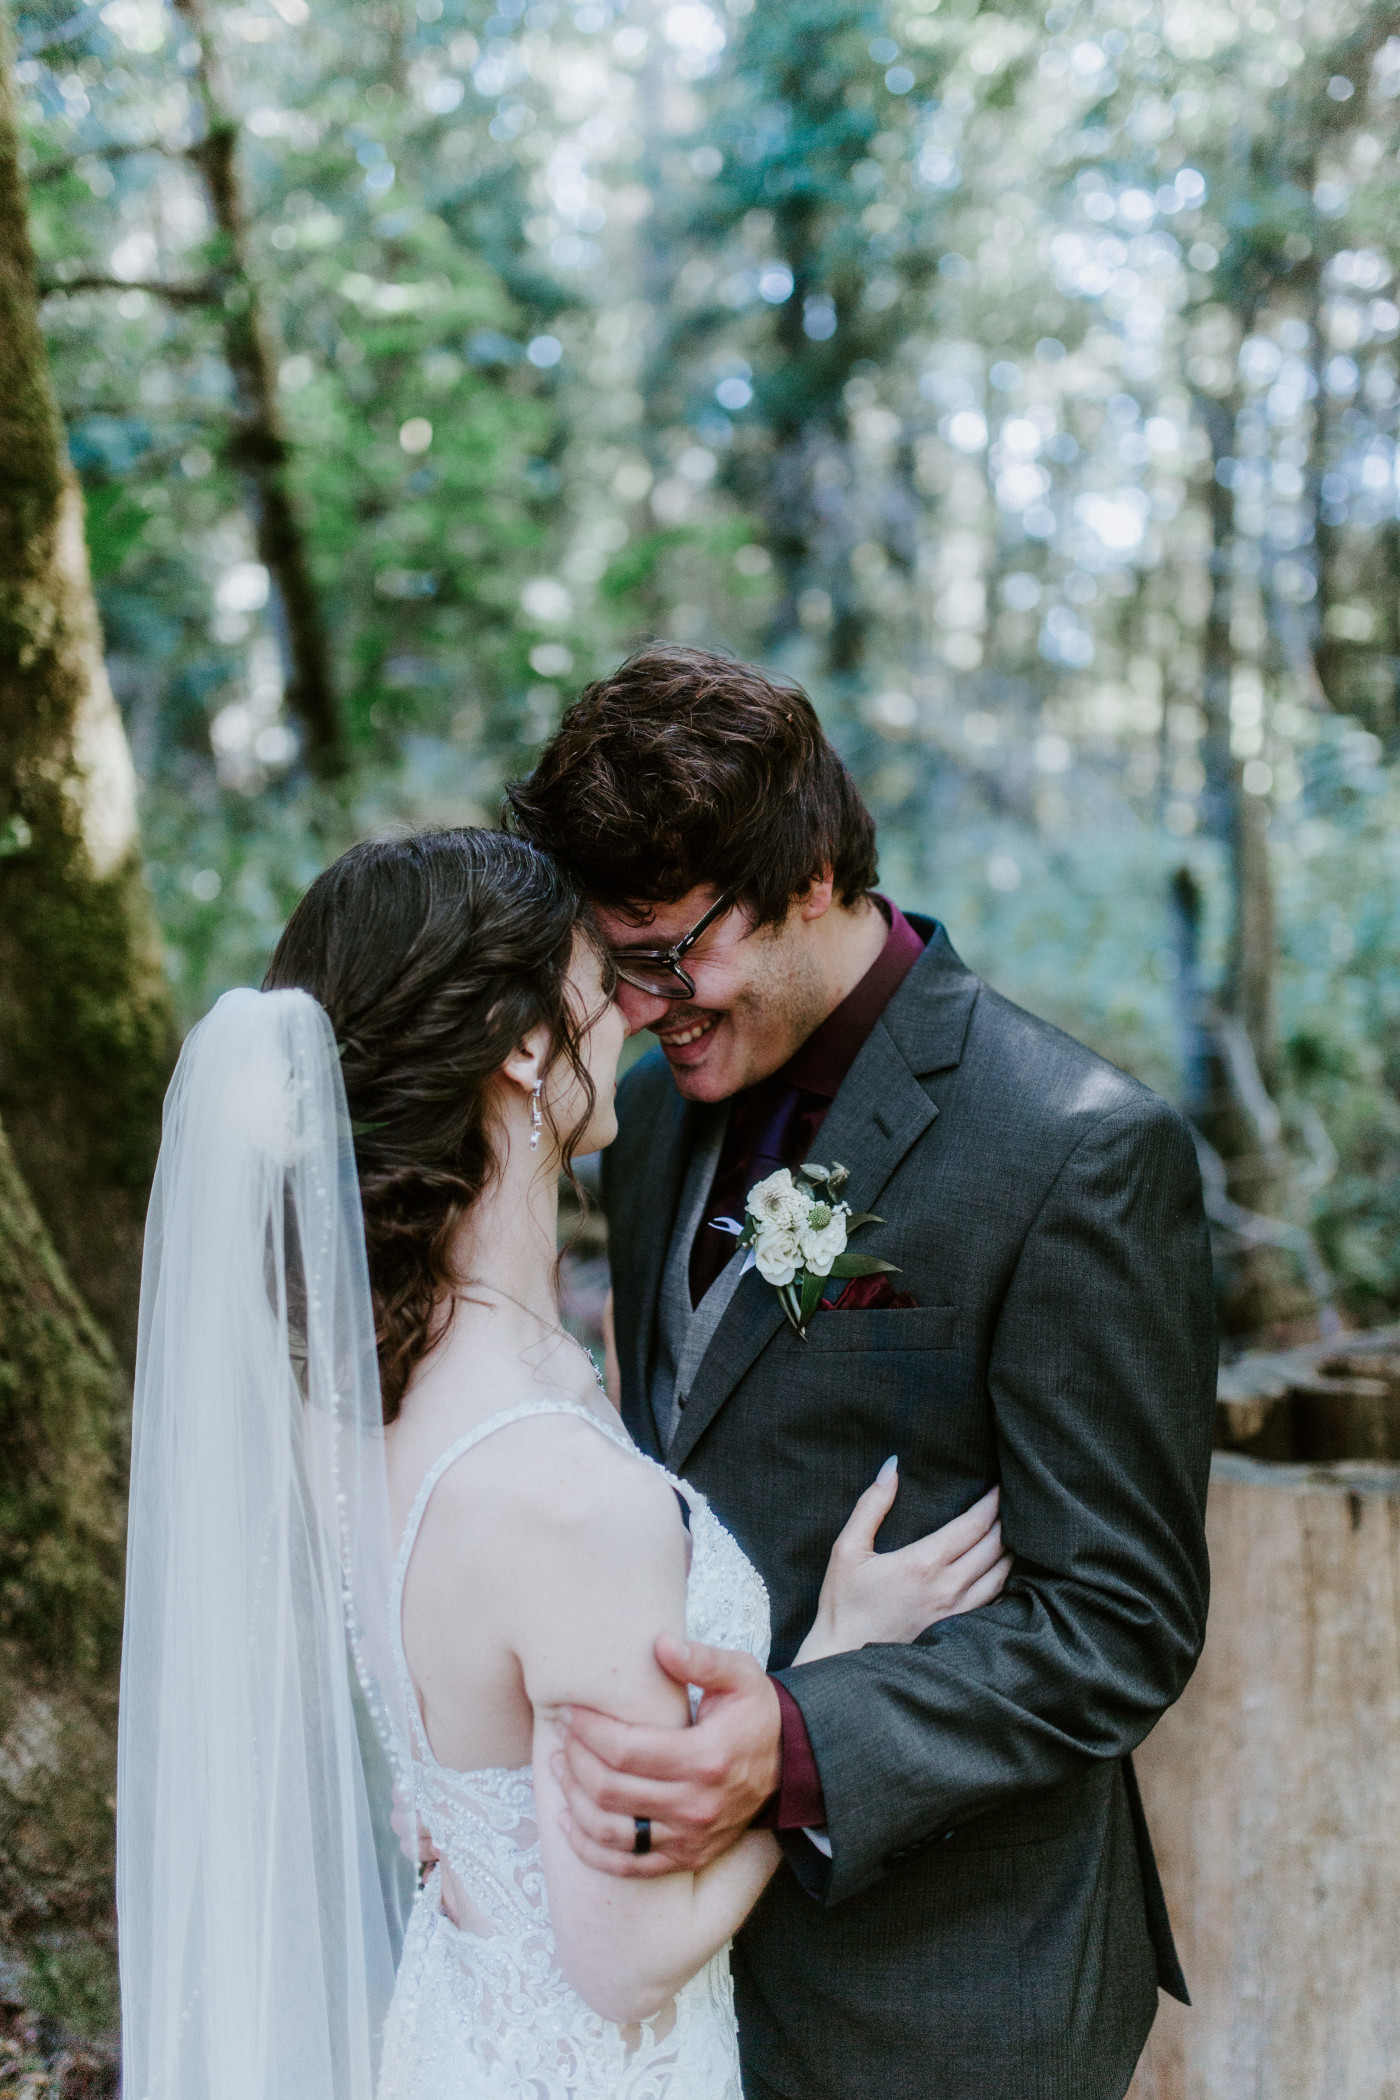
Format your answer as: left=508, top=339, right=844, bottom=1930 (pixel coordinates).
left=798, top=1268, right=825, bottom=1331
left=843, top=1212, right=884, bottom=1234
left=827, top=1251, right=903, bottom=1280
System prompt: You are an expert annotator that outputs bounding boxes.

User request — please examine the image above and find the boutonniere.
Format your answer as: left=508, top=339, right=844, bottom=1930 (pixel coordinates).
left=713, top=1161, right=902, bottom=1340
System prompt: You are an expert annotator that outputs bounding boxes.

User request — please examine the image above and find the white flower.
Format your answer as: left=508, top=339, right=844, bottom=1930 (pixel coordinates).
left=747, top=1168, right=808, bottom=1233
left=799, top=1206, right=848, bottom=1276
left=753, top=1224, right=803, bottom=1286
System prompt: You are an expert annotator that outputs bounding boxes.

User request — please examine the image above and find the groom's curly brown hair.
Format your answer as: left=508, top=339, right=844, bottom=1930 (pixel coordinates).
left=505, top=644, right=878, bottom=925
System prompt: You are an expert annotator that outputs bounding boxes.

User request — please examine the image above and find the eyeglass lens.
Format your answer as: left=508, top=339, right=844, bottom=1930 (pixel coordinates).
left=610, top=887, right=738, bottom=1000
left=614, top=960, right=693, bottom=999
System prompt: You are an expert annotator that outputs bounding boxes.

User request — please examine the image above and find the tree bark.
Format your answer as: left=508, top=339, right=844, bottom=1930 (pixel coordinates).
left=0, top=9, right=175, bottom=1365
left=1188, top=384, right=1300, bottom=1333
left=172, top=0, right=346, bottom=777
left=1128, top=1453, right=1400, bottom=2100
left=1195, top=385, right=1277, bottom=1098
left=0, top=1109, right=126, bottom=2005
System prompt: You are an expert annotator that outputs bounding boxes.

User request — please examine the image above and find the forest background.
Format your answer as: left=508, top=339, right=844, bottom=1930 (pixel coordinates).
left=3, top=0, right=1400, bottom=2071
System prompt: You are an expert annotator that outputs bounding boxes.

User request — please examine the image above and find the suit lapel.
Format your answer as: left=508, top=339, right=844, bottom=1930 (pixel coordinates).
left=621, top=1077, right=693, bottom=1457
left=665, top=932, right=980, bottom=1472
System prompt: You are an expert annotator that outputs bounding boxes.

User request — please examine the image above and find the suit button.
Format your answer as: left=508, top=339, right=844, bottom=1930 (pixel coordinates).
left=676, top=1390, right=688, bottom=1412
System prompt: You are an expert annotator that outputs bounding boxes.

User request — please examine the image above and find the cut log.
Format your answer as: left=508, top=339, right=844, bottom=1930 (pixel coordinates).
left=1215, top=1324, right=1400, bottom=1463
left=1128, top=1452, right=1400, bottom=2100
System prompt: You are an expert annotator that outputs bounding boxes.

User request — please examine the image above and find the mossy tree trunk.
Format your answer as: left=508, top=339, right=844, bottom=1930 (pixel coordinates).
left=0, top=6, right=175, bottom=1368
left=0, top=1112, right=127, bottom=2033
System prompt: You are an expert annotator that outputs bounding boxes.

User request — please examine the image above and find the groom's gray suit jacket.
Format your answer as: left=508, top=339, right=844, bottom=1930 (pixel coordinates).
left=601, top=922, right=1217, bottom=2100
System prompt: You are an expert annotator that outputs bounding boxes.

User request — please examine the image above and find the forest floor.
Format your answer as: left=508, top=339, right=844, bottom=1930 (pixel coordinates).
left=0, top=2002, right=115, bottom=2100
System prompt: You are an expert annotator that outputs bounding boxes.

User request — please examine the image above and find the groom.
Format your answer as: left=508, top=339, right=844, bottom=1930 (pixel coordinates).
left=509, top=645, right=1216, bottom=2100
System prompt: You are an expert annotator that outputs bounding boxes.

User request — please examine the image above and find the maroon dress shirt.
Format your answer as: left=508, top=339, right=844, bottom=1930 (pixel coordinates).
left=684, top=900, right=927, bottom=1832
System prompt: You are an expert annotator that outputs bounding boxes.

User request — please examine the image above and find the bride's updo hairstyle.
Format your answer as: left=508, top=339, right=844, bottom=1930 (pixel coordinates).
left=264, top=827, right=605, bottom=1421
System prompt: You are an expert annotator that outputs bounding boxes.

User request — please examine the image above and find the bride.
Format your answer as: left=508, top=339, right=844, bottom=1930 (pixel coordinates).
left=116, top=827, right=1009, bottom=2100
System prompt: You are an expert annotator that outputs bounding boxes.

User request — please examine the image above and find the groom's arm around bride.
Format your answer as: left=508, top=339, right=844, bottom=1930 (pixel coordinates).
left=512, top=646, right=1218, bottom=2100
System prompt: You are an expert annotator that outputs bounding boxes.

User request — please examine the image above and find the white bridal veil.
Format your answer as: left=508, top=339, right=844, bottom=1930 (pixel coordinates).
left=117, top=988, right=412, bottom=2100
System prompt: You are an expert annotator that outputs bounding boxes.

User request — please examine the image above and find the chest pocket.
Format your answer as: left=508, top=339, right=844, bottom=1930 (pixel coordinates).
left=803, top=1304, right=958, bottom=1352
left=782, top=1304, right=987, bottom=1551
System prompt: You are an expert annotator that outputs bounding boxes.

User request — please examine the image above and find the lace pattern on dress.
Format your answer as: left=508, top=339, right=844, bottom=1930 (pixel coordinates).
left=376, top=1399, right=770, bottom=2100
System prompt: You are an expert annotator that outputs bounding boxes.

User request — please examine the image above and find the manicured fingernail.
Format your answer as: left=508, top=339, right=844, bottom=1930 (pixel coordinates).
left=878, top=1455, right=898, bottom=1483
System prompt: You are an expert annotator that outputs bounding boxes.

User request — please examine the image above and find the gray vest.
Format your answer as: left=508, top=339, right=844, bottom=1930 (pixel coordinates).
left=648, top=1106, right=749, bottom=1454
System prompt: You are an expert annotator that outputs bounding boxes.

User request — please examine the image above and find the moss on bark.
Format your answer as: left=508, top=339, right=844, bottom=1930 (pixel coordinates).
left=0, top=8, right=175, bottom=1366
left=0, top=1112, right=125, bottom=2024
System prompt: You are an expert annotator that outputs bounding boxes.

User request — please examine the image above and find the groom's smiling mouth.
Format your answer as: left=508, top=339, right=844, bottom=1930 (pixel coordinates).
left=655, top=1009, right=721, bottom=1062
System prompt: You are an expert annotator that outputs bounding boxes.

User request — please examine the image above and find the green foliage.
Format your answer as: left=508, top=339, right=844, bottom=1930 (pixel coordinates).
left=21, top=0, right=571, bottom=798
left=13, top=0, right=1400, bottom=1320
left=81, top=481, right=150, bottom=580
left=21, top=1937, right=119, bottom=2040
left=1272, top=727, right=1400, bottom=1309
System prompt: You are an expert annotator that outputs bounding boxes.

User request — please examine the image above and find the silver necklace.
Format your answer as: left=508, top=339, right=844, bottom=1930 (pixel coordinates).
left=467, top=1279, right=605, bottom=1391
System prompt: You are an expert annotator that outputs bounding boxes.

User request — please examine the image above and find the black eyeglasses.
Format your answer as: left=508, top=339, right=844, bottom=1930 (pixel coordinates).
left=610, top=888, right=740, bottom=1001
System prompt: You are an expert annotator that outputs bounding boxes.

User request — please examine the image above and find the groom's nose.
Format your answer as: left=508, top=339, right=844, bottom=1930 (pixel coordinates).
left=615, top=982, right=672, bottom=1035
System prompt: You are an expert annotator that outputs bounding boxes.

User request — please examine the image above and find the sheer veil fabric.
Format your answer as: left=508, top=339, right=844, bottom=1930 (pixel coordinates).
left=117, top=988, right=412, bottom=2100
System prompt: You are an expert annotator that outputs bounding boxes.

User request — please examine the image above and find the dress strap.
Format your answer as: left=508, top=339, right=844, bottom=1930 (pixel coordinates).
left=391, top=1399, right=637, bottom=1766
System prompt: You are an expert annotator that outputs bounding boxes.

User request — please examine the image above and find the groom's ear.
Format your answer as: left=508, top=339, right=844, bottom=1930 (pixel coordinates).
left=797, top=868, right=836, bottom=922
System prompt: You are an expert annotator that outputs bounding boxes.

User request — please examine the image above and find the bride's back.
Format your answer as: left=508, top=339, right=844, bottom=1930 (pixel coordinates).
left=263, top=823, right=691, bottom=1795
left=386, top=1303, right=685, bottom=1777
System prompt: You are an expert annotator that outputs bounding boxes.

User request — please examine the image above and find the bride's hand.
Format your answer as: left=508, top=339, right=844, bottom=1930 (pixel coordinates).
left=794, top=1464, right=1010, bottom=1664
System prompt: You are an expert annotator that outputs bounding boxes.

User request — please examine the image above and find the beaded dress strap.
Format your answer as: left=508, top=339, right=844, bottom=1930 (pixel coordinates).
left=391, top=1399, right=637, bottom=1765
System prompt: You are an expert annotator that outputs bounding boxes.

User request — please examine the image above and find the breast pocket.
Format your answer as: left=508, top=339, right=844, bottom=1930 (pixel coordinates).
left=805, top=1304, right=959, bottom=1353
left=791, top=1306, right=988, bottom=1545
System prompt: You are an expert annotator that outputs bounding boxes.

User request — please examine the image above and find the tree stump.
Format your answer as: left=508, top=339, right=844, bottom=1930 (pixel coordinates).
left=1128, top=1450, right=1400, bottom=2100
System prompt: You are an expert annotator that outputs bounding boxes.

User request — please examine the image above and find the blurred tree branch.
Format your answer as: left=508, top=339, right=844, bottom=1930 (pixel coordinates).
left=27, top=138, right=187, bottom=185
left=39, top=270, right=220, bottom=302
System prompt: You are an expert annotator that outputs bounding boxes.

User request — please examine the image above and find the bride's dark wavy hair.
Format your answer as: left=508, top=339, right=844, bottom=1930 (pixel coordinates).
left=264, top=828, right=607, bottom=1422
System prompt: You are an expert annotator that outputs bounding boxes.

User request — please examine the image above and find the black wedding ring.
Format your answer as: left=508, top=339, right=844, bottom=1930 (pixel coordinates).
left=633, top=1816, right=652, bottom=1857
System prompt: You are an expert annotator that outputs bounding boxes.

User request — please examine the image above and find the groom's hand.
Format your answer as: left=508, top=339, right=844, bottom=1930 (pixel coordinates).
left=553, top=1635, right=782, bottom=1877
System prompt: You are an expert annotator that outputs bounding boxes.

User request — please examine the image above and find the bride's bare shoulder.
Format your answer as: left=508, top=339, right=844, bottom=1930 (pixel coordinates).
left=419, top=1400, right=680, bottom=1555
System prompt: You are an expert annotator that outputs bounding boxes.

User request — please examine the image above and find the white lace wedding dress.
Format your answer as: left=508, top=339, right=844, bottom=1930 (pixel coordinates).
left=377, top=1399, right=772, bottom=2100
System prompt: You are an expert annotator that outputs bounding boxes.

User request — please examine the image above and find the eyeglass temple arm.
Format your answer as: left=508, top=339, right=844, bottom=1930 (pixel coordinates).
left=667, top=887, right=739, bottom=961
left=611, top=887, right=739, bottom=965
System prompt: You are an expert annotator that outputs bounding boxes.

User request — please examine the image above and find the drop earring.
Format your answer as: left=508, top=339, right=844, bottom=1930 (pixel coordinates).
left=529, top=1080, right=543, bottom=1152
